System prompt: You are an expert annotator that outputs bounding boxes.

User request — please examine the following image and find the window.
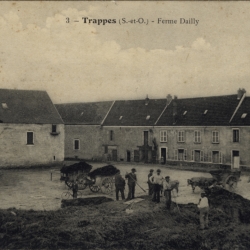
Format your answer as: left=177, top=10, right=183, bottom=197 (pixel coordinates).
left=160, top=131, right=167, bottom=142
left=212, top=131, right=219, bottom=143
left=194, top=130, right=201, bottom=143
left=233, top=129, right=239, bottom=142
left=178, top=131, right=185, bottom=142
left=177, top=149, right=187, bottom=161
left=110, top=130, right=114, bottom=141
left=212, top=151, right=222, bottom=164
left=104, top=146, right=108, bottom=154
left=74, top=139, right=80, bottom=150
left=27, top=132, right=34, bottom=145
left=52, top=125, right=57, bottom=133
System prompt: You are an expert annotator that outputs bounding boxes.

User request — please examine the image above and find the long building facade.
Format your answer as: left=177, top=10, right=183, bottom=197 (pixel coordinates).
left=55, top=88, right=250, bottom=169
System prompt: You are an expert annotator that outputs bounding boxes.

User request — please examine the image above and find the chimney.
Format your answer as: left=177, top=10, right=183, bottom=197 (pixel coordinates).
left=166, top=94, right=172, bottom=105
left=173, top=99, right=177, bottom=124
left=145, top=95, right=149, bottom=105
left=237, top=88, right=246, bottom=100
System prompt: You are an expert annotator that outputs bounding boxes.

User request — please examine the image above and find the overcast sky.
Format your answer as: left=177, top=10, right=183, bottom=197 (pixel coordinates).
left=0, top=2, right=250, bottom=103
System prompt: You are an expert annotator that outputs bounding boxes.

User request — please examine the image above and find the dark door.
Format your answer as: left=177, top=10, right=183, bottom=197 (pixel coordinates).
left=161, top=148, right=166, bottom=164
left=144, top=131, right=148, bottom=146
left=127, top=151, right=131, bottom=162
left=112, top=150, right=117, bottom=161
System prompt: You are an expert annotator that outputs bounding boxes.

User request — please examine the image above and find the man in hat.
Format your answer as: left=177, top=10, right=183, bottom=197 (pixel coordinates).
left=115, top=170, right=125, bottom=201
left=149, top=169, right=164, bottom=203
left=163, top=176, right=173, bottom=210
left=147, top=169, right=154, bottom=196
left=125, top=168, right=137, bottom=200
left=197, top=192, right=209, bottom=230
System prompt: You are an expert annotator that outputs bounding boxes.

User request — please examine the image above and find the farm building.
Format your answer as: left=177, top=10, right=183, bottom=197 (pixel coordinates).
left=57, top=88, right=250, bottom=169
left=0, top=89, right=64, bottom=167
left=55, top=101, right=113, bottom=161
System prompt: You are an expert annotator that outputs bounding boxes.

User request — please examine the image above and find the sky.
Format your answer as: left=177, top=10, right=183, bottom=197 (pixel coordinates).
left=0, top=1, right=250, bottom=104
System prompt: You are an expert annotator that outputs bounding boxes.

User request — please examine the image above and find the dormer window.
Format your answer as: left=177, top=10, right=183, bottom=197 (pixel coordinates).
left=146, top=115, right=150, bottom=120
left=2, top=103, right=8, bottom=109
left=241, top=113, right=247, bottom=119
left=183, top=111, right=187, bottom=116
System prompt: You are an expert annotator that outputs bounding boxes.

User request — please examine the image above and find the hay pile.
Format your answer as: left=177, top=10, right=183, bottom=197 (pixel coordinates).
left=60, top=161, right=92, bottom=174
left=88, top=165, right=119, bottom=179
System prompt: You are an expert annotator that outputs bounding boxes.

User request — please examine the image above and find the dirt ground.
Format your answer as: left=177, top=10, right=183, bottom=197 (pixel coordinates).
left=1, top=163, right=250, bottom=249
left=1, top=187, right=250, bottom=250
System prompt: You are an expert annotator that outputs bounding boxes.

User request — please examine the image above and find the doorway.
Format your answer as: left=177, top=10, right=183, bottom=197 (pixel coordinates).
left=160, top=148, right=167, bottom=164
left=127, top=151, right=131, bottom=162
left=232, top=150, right=240, bottom=169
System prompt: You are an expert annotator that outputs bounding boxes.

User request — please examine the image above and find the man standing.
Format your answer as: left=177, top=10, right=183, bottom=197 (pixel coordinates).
left=115, top=170, right=125, bottom=201
left=197, top=192, right=209, bottom=230
left=72, top=181, right=78, bottom=199
left=125, top=168, right=137, bottom=200
left=147, top=169, right=154, bottom=196
left=163, top=176, right=173, bottom=210
left=149, top=169, right=164, bottom=203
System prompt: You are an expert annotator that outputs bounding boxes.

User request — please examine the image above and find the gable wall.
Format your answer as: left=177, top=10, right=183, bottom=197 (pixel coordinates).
left=0, top=123, right=64, bottom=167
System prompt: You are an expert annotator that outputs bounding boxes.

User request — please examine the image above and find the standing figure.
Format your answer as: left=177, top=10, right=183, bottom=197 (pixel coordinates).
left=147, top=169, right=154, bottom=196
left=197, top=192, right=209, bottom=230
left=115, top=170, right=125, bottom=201
left=149, top=169, right=164, bottom=203
left=72, top=181, right=78, bottom=199
left=163, top=176, right=173, bottom=210
left=125, top=168, right=137, bottom=200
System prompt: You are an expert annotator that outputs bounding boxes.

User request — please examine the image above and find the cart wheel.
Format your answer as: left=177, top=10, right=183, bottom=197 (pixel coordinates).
left=76, top=174, right=88, bottom=190
left=65, top=179, right=73, bottom=189
left=101, top=177, right=113, bottom=194
left=61, top=192, right=71, bottom=200
left=89, top=185, right=100, bottom=193
left=226, top=176, right=237, bottom=190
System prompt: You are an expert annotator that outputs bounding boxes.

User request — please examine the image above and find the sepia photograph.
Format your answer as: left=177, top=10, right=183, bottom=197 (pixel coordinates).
left=0, top=1, right=250, bottom=249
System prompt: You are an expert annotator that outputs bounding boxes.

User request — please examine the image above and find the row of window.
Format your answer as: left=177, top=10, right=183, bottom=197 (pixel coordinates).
left=160, top=129, right=240, bottom=143
left=173, top=149, right=223, bottom=163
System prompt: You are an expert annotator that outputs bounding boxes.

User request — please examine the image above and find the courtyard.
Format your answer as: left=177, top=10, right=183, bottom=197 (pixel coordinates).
left=0, top=162, right=250, bottom=211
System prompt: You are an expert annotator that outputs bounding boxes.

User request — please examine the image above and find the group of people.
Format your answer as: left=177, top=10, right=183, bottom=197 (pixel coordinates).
left=147, top=169, right=173, bottom=209
left=71, top=167, right=209, bottom=230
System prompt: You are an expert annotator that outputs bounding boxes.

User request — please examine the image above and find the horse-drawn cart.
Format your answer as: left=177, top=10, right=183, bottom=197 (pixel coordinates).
left=209, top=169, right=241, bottom=189
left=187, top=169, right=241, bottom=192
left=61, top=162, right=119, bottom=194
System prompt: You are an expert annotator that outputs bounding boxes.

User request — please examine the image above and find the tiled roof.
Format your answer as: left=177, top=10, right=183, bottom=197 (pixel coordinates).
left=0, top=89, right=63, bottom=124
left=103, top=99, right=168, bottom=126
left=230, top=97, right=250, bottom=126
left=156, top=95, right=240, bottom=126
left=55, top=101, right=113, bottom=125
